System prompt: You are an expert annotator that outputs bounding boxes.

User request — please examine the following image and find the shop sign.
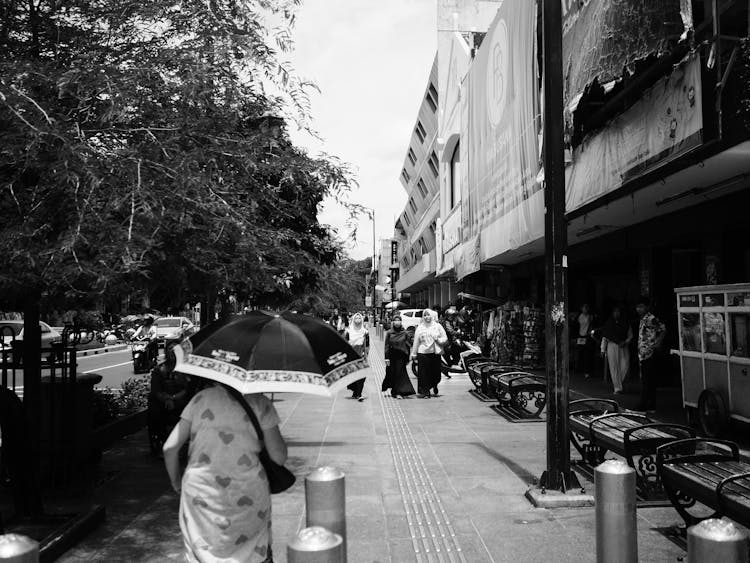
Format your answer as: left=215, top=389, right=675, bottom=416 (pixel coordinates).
left=442, top=211, right=461, bottom=252
left=562, top=0, right=687, bottom=109
left=390, top=241, right=398, bottom=266
left=565, top=55, right=703, bottom=212
left=455, top=235, right=481, bottom=281
left=463, top=0, right=541, bottom=257
left=679, top=294, right=699, bottom=307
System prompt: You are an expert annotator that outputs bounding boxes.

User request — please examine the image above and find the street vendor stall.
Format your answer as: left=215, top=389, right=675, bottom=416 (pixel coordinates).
left=673, top=283, right=750, bottom=436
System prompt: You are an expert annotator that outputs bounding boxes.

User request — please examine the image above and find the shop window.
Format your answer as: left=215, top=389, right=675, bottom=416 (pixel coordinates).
left=450, top=141, right=460, bottom=208
left=681, top=313, right=701, bottom=352
left=428, top=151, right=439, bottom=178
left=703, top=312, right=726, bottom=355
left=730, top=313, right=750, bottom=357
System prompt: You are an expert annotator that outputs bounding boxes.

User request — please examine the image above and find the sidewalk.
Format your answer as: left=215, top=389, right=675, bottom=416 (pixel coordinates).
left=58, top=333, right=689, bottom=562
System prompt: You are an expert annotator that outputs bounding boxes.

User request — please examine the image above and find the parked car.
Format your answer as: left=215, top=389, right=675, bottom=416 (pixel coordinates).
left=155, top=316, right=195, bottom=347
left=0, top=320, right=62, bottom=363
left=397, top=309, right=423, bottom=332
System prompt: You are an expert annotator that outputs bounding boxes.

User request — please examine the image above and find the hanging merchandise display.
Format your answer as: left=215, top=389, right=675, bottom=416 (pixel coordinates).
left=522, top=307, right=545, bottom=368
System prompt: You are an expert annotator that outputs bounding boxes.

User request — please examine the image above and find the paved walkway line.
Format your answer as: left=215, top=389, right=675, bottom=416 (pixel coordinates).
left=368, top=343, right=468, bottom=563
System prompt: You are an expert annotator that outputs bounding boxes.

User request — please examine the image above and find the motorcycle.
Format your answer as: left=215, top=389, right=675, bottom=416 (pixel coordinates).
left=410, top=330, right=481, bottom=378
left=131, top=336, right=157, bottom=374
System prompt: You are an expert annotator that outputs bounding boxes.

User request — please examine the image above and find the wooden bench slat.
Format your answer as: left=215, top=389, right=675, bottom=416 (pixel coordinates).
left=668, top=462, right=750, bottom=500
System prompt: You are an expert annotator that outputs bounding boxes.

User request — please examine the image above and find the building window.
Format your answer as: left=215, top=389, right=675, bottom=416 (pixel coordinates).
left=407, top=148, right=417, bottom=166
left=450, top=142, right=460, bottom=209
left=416, top=178, right=428, bottom=198
left=427, top=151, right=439, bottom=178
left=429, top=222, right=435, bottom=234
left=403, top=212, right=411, bottom=226
left=415, top=121, right=426, bottom=143
left=419, top=237, right=426, bottom=253
left=426, top=84, right=438, bottom=112
left=409, top=197, right=418, bottom=214
left=401, top=168, right=410, bottom=183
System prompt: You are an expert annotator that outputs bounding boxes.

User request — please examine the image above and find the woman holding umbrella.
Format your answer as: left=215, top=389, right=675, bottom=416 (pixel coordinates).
left=163, top=382, right=287, bottom=562
left=410, top=309, right=449, bottom=398
left=345, top=313, right=370, bottom=401
left=382, top=314, right=416, bottom=398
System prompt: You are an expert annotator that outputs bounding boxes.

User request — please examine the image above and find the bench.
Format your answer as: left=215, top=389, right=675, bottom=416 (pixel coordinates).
left=486, top=367, right=547, bottom=418
left=569, top=398, right=696, bottom=500
left=656, top=438, right=750, bottom=528
left=464, top=356, right=507, bottom=395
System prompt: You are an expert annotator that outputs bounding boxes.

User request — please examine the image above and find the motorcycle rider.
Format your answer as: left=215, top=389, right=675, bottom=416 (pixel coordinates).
left=148, top=341, right=193, bottom=455
left=442, top=307, right=462, bottom=374
left=132, top=316, right=159, bottom=364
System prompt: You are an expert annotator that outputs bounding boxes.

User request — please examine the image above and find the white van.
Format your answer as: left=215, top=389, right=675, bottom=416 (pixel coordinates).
left=397, top=309, right=423, bottom=332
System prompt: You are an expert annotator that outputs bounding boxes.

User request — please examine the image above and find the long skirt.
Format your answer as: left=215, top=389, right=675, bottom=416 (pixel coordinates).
left=417, top=353, right=441, bottom=396
left=605, top=341, right=630, bottom=393
left=382, top=351, right=416, bottom=397
left=347, top=343, right=367, bottom=397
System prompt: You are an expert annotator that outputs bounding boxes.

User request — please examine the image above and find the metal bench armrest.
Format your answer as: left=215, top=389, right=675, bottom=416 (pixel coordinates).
left=656, top=438, right=740, bottom=466
left=569, top=398, right=619, bottom=416
left=716, top=471, right=750, bottom=518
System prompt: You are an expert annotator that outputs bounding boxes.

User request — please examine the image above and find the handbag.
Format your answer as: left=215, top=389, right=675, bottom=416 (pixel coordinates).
left=224, top=386, right=296, bottom=494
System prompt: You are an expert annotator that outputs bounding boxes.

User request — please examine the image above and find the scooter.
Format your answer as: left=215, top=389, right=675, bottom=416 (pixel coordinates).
left=131, top=336, right=157, bottom=374
left=410, top=332, right=481, bottom=378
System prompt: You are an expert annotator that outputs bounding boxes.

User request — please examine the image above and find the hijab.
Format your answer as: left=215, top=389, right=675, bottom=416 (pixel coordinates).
left=347, top=313, right=368, bottom=347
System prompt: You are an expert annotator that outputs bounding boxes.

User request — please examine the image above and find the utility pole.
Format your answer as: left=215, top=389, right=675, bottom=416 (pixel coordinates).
left=541, top=0, right=577, bottom=492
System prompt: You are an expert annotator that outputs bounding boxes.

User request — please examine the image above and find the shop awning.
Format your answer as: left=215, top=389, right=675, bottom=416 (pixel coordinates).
left=457, top=292, right=502, bottom=306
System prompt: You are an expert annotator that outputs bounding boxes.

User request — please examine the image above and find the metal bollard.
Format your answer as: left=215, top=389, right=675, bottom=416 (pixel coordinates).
left=306, top=466, right=346, bottom=561
left=687, top=518, right=749, bottom=563
left=0, top=534, right=39, bottom=563
left=287, top=526, right=344, bottom=563
left=595, top=459, right=637, bottom=563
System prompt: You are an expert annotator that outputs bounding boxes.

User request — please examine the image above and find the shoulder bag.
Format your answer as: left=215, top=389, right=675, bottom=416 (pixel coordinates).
left=224, top=386, right=296, bottom=494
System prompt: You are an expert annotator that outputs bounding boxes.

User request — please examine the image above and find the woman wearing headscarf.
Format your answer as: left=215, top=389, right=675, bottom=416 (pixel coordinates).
left=410, top=308, right=448, bottom=398
left=600, top=305, right=633, bottom=394
left=382, top=314, right=416, bottom=399
left=345, top=313, right=370, bottom=401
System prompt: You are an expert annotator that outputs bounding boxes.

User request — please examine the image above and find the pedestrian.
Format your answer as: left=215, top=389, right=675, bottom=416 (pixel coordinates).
left=382, top=314, right=416, bottom=399
left=575, top=304, right=594, bottom=379
left=163, top=381, right=287, bottom=562
left=600, top=305, right=633, bottom=394
left=636, top=297, right=666, bottom=413
left=148, top=342, right=194, bottom=455
left=345, top=313, right=370, bottom=401
left=410, top=308, right=448, bottom=398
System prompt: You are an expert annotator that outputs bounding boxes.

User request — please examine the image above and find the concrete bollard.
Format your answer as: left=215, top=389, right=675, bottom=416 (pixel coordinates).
left=306, top=467, right=346, bottom=561
left=687, top=518, right=749, bottom=563
left=287, top=526, right=344, bottom=563
left=0, top=534, right=39, bottom=563
left=595, top=459, right=637, bottom=563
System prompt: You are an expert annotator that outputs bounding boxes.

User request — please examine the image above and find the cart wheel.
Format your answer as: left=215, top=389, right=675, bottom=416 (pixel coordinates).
left=697, top=389, right=729, bottom=438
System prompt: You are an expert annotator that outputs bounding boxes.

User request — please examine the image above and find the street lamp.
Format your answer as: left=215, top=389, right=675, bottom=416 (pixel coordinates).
left=364, top=207, right=376, bottom=315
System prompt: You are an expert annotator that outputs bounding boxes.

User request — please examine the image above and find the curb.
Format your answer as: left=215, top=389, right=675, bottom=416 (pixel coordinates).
left=77, top=344, right=128, bottom=357
left=40, top=505, right=106, bottom=563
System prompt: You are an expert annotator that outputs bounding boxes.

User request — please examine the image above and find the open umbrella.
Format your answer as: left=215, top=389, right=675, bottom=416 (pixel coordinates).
left=384, top=301, right=405, bottom=310
left=173, top=311, right=368, bottom=396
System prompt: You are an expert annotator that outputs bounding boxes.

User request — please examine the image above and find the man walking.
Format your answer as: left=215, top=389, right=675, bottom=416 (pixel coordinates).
left=636, top=297, right=666, bottom=413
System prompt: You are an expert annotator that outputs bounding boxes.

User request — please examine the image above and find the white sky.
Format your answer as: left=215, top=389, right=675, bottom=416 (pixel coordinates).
left=288, top=0, right=437, bottom=261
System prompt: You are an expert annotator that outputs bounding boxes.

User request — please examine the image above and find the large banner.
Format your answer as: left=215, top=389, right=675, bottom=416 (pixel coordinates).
left=565, top=54, right=703, bottom=211
left=562, top=0, right=689, bottom=108
left=462, top=0, right=541, bottom=274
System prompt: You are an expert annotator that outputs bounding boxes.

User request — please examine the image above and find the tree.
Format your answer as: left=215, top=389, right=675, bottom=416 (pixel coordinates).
left=288, top=257, right=372, bottom=316
left=0, top=0, right=359, bottom=316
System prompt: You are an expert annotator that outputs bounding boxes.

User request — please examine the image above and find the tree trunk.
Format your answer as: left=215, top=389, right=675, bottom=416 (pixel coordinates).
left=21, top=292, right=44, bottom=515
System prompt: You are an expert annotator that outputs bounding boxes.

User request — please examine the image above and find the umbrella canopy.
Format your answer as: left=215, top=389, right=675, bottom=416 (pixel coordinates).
left=384, top=301, right=405, bottom=310
left=173, top=311, right=369, bottom=396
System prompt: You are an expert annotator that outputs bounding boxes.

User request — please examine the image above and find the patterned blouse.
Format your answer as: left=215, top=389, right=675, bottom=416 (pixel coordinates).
left=638, top=312, right=666, bottom=361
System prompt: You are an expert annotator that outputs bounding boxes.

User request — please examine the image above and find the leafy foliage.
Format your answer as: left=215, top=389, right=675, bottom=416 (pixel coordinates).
left=288, top=257, right=373, bottom=315
left=0, top=0, right=359, bottom=311
left=91, top=376, right=150, bottom=426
